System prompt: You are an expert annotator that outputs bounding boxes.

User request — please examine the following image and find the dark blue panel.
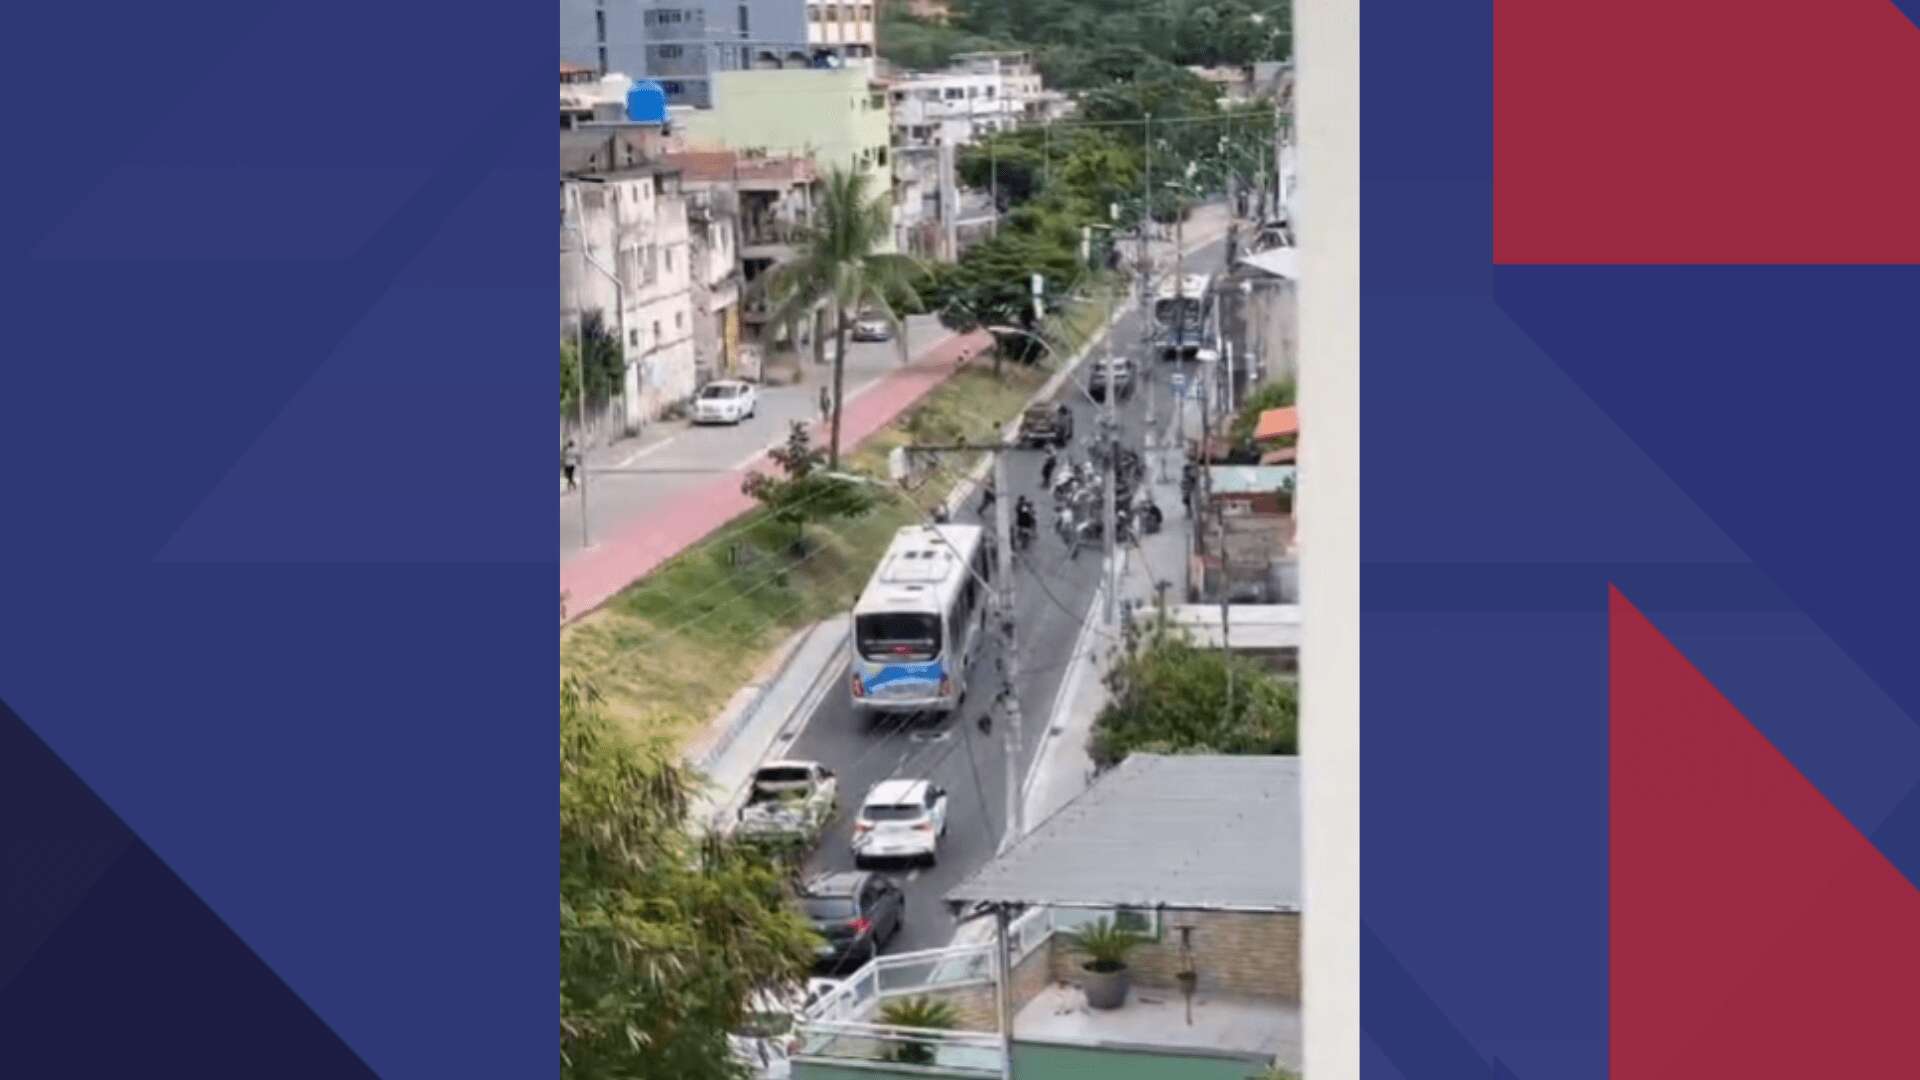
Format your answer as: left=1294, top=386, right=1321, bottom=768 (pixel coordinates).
left=0, top=0, right=553, bottom=1075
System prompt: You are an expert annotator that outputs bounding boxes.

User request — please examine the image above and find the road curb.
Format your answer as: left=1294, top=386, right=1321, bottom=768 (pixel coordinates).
left=702, top=622, right=852, bottom=832
left=1019, top=555, right=1113, bottom=820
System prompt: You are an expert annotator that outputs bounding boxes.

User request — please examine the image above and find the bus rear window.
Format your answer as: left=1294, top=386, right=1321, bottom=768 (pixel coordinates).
left=856, top=613, right=941, bottom=662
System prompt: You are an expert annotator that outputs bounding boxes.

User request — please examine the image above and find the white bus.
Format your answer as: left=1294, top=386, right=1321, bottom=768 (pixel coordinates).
left=848, top=524, right=994, bottom=718
left=1153, top=273, right=1216, bottom=360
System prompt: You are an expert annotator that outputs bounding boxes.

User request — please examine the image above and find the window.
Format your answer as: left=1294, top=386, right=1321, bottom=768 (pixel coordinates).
left=739, top=4, right=749, bottom=32
left=595, top=11, right=606, bottom=38
left=629, top=329, right=640, bottom=347
left=675, top=312, right=684, bottom=329
left=855, top=613, right=940, bottom=662
left=657, top=44, right=683, bottom=59
left=808, top=4, right=820, bottom=20
left=826, top=3, right=839, bottom=19
left=876, top=145, right=888, bottom=166
left=861, top=4, right=872, bottom=18
left=944, top=87, right=964, bottom=100
left=653, top=320, right=662, bottom=341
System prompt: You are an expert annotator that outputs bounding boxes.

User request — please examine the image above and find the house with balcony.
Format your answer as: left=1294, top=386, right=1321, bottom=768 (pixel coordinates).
left=793, top=754, right=1301, bottom=1080
left=662, top=149, right=820, bottom=378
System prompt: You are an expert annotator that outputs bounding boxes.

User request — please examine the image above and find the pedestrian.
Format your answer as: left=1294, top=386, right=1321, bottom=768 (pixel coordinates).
left=818, top=384, right=832, bottom=426
left=1040, top=449, right=1058, bottom=489
left=562, top=438, right=579, bottom=491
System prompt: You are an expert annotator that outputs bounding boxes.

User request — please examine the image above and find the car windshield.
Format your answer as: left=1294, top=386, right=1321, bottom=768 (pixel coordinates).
left=700, top=385, right=740, bottom=399
left=855, top=612, right=940, bottom=662
left=862, top=804, right=922, bottom=822
left=802, top=897, right=858, bottom=919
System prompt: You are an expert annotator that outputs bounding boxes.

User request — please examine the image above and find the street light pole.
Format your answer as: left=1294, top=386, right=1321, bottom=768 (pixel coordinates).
left=565, top=184, right=594, bottom=548
left=1102, top=289, right=1119, bottom=628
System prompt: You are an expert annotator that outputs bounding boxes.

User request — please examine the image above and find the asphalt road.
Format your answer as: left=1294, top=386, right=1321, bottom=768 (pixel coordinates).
left=787, top=236, right=1229, bottom=961
left=559, top=317, right=950, bottom=560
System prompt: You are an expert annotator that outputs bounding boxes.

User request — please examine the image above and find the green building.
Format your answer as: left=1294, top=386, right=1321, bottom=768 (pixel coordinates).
left=678, top=64, right=895, bottom=250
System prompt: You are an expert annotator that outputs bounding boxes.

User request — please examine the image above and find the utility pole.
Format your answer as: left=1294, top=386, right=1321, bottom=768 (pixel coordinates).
left=1140, top=113, right=1155, bottom=429
left=991, top=449, right=1025, bottom=854
left=1204, top=368, right=1233, bottom=720
left=989, top=139, right=998, bottom=237
left=994, top=903, right=1015, bottom=1080
left=1102, top=295, right=1119, bottom=627
left=565, top=184, right=593, bottom=548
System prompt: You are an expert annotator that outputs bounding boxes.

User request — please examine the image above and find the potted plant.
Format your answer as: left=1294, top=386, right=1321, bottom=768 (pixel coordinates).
left=878, top=995, right=959, bottom=1066
left=1063, top=917, right=1150, bottom=1010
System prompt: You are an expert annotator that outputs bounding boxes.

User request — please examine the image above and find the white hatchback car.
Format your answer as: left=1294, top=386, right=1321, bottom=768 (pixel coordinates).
left=851, top=779, right=949, bottom=867
left=692, top=379, right=757, bottom=425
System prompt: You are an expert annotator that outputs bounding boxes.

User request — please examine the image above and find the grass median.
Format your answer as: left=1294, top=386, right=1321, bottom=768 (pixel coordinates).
left=561, top=288, right=1117, bottom=753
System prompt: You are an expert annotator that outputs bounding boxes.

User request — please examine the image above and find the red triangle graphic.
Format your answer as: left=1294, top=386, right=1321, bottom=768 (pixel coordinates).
left=1610, top=587, right=1920, bottom=1078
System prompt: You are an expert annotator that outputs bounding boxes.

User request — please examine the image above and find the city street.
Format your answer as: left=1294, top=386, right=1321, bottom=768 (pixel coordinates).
left=561, top=316, right=952, bottom=560
left=788, top=235, right=1229, bottom=957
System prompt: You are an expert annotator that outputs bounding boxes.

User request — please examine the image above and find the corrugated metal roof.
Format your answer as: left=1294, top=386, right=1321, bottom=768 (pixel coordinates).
left=946, top=754, right=1299, bottom=912
left=1208, top=465, right=1296, bottom=495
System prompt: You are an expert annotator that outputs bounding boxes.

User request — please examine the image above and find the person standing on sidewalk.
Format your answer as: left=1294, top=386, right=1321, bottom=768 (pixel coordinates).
left=562, top=438, right=580, bottom=491
left=818, top=384, right=833, bottom=427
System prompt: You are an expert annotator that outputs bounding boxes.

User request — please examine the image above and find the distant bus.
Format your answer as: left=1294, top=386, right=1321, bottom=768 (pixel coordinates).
left=1152, top=273, right=1215, bottom=360
left=848, top=524, right=994, bottom=719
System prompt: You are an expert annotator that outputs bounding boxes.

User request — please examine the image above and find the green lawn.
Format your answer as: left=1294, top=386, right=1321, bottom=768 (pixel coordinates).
left=561, top=359, right=1054, bottom=752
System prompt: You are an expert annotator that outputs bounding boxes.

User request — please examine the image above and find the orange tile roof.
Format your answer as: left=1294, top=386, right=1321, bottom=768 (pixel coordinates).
left=1253, top=406, right=1299, bottom=442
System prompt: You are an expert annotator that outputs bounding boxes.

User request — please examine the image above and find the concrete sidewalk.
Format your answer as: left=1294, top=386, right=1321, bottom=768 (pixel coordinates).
left=687, top=615, right=851, bottom=832
left=561, top=328, right=993, bottom=622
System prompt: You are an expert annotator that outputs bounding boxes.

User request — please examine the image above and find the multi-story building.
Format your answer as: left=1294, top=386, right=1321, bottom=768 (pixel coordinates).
left=675, top=64, right=892, bottom=248
left=560, top=0, right=874, bottom=109
left=885, top=52, right=1051, bottom=256
left=561, top=134, right=700, bottom=431
left=661, top=149, right=821, bottom=380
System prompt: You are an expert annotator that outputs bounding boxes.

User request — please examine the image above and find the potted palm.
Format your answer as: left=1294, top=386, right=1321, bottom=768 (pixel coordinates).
left=878, top=995, right=959, bottom=1066
left=1063, top=917, right=1150, bottom=1010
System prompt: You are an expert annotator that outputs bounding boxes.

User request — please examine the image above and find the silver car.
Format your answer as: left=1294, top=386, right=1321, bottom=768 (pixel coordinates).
left=851, top=315, right=893, bottom=342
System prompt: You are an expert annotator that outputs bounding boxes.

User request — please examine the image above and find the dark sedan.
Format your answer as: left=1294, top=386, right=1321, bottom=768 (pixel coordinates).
left=799, top=871, right=905, bottom=969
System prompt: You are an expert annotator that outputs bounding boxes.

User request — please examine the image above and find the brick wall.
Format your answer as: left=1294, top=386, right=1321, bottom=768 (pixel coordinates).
left=1048, top=910, right=1300, bottom=1001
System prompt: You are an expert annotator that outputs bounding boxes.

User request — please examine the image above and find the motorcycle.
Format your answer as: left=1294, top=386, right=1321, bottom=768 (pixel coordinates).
left=1135, top=494, right=1164, bottom=535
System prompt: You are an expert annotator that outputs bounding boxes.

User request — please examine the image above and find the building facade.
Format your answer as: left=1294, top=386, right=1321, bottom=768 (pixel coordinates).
left=560, top=0, right=873, bottom=109
left=561, top=158, right=699, bottom=431
left=676, top=64, right=892, bottom=249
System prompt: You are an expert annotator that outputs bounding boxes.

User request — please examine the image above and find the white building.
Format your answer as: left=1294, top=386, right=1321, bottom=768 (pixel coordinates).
left=561, top=150, right=699, bottom=432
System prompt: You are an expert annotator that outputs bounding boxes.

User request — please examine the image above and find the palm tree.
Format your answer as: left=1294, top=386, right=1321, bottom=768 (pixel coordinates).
left=762, top=166, right=925, bottom=468
left=877, top=996, right=959, bottom=1065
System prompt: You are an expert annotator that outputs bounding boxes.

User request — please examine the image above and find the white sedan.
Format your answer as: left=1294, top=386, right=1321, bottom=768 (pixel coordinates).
left=692, top=380, right=757, bottom=425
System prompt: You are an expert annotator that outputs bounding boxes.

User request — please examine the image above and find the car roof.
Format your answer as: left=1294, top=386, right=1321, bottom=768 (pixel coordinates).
left=864, top=779, right=930, bottom=805
left=803, top=871, right=868, bottom=897
left=706, top=379, right=750, bottom=390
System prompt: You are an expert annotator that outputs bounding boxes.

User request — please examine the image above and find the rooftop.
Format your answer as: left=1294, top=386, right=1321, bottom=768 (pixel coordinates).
left=1166, top=604, right=1301, bottom=652
left=1016, top=984, right=1300, bottom=1063
left=1253, top=406, right=1299, bottom=442
left=946, top=754, right=1300, bottom=913
left=662, top=150, right=817, bottom=187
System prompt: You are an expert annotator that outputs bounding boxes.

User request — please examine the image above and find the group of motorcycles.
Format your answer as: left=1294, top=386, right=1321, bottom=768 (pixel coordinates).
left=1041, top=446, right=1163, bottom=558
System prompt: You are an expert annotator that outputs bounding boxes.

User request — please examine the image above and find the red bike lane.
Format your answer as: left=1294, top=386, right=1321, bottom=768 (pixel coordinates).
left=561, top=329, right=992, bottom=623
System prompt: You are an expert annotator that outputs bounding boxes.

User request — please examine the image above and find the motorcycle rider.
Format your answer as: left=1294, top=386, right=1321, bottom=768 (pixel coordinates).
left=1014, top=495, right=1038, bottom=546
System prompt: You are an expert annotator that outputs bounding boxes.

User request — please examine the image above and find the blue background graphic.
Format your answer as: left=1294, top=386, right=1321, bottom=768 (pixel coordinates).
left=1362, top=0, right=1920, bottom=1076
left=0, top=0, right=553, bottom=1075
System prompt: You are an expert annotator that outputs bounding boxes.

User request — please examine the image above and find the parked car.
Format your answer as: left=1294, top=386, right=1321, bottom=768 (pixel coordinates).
left=727, top=989, right=803, bottom=1079
left=693, top=379, right=757, bottom=425
left=735, top=760, right=838, bottom=850
left=851, top=313, right=893, bottom=342
left=1017, top=403, right=1074, bottom=448
left=798, top=871, right=905, bottom=968
left=1087, top=355, right=1136, bottom=401
left=851, top=779, right=949, bottom=867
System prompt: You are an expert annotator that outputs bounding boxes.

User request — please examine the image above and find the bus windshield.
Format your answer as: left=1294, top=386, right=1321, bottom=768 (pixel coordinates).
left=856, top=613, right=941, bottom=663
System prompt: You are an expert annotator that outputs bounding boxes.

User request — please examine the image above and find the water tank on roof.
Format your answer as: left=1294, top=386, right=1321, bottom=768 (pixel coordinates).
left=626, top=81, right=668, bottom=124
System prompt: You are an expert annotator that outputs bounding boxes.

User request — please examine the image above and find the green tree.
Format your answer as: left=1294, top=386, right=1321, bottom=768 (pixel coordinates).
left=561, top=338, right=583, bottom=418
left=576, top=309, right=625, bottom=406
left=741, top=421, right=877, bottom=551
left=1229, top=377, right=1296, bottom=447
left=1090, top=614, right=1297, bottom=769
left=560, top=679, right=819, bottom=1080
left=762, top=167, right=927, bottom=468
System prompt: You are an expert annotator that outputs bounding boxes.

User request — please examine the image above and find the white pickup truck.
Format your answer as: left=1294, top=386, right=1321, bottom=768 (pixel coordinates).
left=735, top=760, right=839, bottom=849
